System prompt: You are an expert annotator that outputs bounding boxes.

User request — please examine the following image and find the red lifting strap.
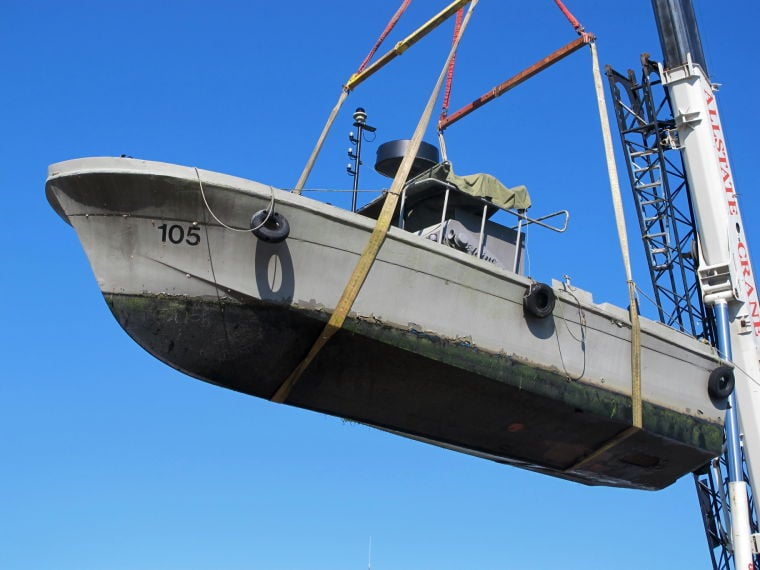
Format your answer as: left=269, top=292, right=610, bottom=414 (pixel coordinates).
left=440, top=7, right=464, bottom=120
left=357, top=0, right=413, bottom=74
left=554, top=0, right=584, bottom=34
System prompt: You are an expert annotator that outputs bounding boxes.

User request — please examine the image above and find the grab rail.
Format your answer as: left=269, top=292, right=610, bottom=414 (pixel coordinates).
left=398, top=177, right=569, bottom=272
left=398, top=177, right=570, bottom=232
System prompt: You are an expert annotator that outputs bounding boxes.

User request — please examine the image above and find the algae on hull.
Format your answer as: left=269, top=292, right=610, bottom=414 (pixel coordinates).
left=105, top=292, right=722, bottom=490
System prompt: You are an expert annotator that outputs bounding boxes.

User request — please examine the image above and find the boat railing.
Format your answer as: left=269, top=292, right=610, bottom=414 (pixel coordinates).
left=398, top=176, right=569, bottom=272
left=398, top=176, right=569, bottom=232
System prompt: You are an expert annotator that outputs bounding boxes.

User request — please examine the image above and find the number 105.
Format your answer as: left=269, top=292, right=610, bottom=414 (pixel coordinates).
left=157, top=223, right=201, bottom=246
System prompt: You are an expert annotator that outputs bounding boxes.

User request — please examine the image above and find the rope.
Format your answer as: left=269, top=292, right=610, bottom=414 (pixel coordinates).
left=589, top=41, right=643, bottom=429
left=198, top=174, right=234, bottom=352
left=295, top=188, right=379, bottom=194
left=356, top=0, right=413, bottom=74
left=196, top=167, right=275, bottom=232
left=555, top=283, right=588, bottom=382
left=271, top=0, right=479, bottom=404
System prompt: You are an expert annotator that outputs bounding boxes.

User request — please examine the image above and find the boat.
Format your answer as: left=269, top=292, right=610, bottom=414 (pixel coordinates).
left=46, top=150, right=727, bottom=491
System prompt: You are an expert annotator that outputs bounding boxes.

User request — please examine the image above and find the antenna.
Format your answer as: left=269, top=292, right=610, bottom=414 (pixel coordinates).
left=367, top=536, right=372, bottom=570
left=346, top=107, right=376, bottom=212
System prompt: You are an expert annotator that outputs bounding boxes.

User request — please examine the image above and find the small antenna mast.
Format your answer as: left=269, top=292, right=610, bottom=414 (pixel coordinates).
left=346, top=107, right=376, bottom=212
left=368, top=536, right=372, bottom=570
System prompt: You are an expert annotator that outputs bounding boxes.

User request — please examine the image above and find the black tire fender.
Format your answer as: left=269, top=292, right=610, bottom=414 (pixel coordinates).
left=250, top=210, right=290, bottom=243
left=523, top=282, right=555, bottom=319
left=708, top=365, right=735, bottom=400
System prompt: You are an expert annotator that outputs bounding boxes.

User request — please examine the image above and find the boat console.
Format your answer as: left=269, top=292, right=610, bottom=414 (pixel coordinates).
left=358, top=139, right=568, bottom=273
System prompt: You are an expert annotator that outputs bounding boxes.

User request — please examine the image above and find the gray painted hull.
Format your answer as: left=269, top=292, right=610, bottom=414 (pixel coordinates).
left=46, top=157, right=725, bottom=490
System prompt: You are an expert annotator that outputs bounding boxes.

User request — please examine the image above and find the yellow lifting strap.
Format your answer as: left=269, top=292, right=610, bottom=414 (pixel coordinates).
left=292, top=0, right=471, bottom=195
left=589, top=40, right=643, bottom=429
left=565, top=426, right=640, bottom=473
left=271, top=0, right=479, bottom=403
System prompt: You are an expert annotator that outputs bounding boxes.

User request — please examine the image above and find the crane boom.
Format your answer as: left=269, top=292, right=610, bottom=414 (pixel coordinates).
left=652, top=0, right=760, bottom=566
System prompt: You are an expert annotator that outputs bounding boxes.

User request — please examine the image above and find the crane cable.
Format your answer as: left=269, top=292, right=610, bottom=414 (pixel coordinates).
left=271, top=0, right=479, bottom=404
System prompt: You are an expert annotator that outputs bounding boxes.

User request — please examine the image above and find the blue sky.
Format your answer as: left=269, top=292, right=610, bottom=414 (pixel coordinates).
left=3, top=1, right=759, bottom=569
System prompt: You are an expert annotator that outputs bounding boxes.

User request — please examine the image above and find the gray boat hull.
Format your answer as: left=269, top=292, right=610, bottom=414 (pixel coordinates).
left=46, top=157, right=726, bottom=490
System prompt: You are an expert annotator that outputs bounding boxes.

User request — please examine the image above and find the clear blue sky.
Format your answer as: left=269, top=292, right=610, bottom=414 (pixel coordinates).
left=3, top=1, right=759, bottom=569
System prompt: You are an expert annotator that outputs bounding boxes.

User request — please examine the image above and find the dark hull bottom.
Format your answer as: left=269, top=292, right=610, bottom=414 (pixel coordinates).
left=105, top=293, right=722, bottom=490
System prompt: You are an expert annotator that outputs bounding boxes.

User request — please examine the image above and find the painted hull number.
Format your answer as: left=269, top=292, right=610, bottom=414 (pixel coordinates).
left=157, top=223, right=201, bottom=246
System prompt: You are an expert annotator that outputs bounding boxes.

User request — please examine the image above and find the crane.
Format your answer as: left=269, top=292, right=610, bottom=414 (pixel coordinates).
left=608, top=0, right=760, bottom=567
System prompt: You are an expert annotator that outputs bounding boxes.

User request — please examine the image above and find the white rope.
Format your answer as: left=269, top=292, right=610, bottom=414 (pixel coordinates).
left=589, top=41, right=643, bottom=428
left=555, top=285, right=588, bottom=381
left=195, top=167, right=275, bottom=233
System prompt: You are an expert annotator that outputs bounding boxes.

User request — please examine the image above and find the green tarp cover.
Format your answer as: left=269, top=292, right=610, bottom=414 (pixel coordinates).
left=423, top=163, right=531, bottom=210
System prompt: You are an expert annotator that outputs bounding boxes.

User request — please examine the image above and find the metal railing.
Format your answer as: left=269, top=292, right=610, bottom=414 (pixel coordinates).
left=397, top=174, right=569, bottom=273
